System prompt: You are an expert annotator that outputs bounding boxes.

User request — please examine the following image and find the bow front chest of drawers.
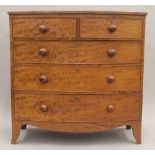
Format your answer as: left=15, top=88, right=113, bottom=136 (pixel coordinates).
left=8, top=11, right=147, bottom=144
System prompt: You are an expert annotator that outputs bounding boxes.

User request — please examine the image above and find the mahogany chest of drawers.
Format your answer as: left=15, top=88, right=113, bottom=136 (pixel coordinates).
left=9, top=11, right=147, bottom=144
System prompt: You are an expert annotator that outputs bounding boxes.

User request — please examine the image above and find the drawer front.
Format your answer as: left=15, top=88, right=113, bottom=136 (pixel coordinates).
left=13, top=65, right=141, bottom=92
left=13, top=41, right=142, bottom=64
left=14, top=93, right=140, bottom=122
left=80, top=18, right=143, bottom=39
left=12, top=18, right=76, bottom=38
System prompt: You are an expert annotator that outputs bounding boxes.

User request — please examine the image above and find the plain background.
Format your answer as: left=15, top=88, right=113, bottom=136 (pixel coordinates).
left=0, top=5, right=155, bottom=149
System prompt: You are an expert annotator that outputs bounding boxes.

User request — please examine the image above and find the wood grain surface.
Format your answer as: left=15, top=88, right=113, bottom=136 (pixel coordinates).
left=13, top=65, right=141, bottom=92
left=14, top=93, right=140, bottom=122
left=13, top=18, right=76, bottom=38
left=13, top=41, right=142, bottom=64
left=80, top=18, right=143, bottom=39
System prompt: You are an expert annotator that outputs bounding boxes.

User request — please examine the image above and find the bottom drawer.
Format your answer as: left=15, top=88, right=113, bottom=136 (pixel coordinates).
left=14, top=93, right=140, bottom=122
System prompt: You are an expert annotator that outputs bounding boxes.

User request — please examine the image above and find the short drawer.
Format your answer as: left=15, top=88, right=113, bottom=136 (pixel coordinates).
left=12, top=18, right=76, bottom=38
left=13, top=41, right=142, bottom=64
left=14, top=93, right=140, bottom=122
left=13, top=65, right=141, bottom=92
left=80, top=18, right=143, bottom=39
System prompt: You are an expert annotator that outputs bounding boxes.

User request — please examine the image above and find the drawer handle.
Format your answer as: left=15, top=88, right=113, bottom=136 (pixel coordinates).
left=107, top=49, right=116, bottom=57
left=39, top=24, right=48, bottom=33
left=38, top=48, right=48, bottom=56
left=107, top=75, right=115, bottom=83
left=107, top=105, right=114, bottom=112
left=40, top=104, right=48, bottom=113
left=108, top=24, right=117, bottom=33
left=39, top=75, right=48, bottom=84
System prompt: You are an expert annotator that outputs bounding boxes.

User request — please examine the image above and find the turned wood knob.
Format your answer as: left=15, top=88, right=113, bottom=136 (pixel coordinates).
left=40, top=104, right=48, bottom=112
left=39, top=75, right=48, bottom=84
left=107, top=49, right=116, bottom=57
left=39, top=24, right=48, bottom=33
left=38, top=48, right=48, bottom=56
left=107, top=75, right=115, bottom=83
left=108, top=24, right=117, bottom=33
left=107, top=105, right=114, bottom=112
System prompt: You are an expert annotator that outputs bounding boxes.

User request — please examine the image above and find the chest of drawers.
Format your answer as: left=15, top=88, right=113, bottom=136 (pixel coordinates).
left=9, top=11, right=147, bottom=144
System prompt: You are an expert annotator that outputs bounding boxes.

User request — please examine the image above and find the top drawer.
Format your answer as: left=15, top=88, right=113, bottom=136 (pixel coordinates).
left=12, top=18, right=76, bottom=38
left=80, top=18, right=143, bottom=39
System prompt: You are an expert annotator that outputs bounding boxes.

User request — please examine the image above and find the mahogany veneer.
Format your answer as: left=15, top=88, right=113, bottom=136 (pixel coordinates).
left=8, top=11, right=147, bottom=144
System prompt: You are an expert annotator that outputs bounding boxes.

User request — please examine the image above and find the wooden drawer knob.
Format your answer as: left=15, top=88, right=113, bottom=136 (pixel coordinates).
left=107, top=105, right=114, bottom=112
left=38, top=48, right=48, bottom=56
left=107, top=75, right=115, bottom=83
left=108, top=24, right=117, bottom=33
left=39, top=75, right=48, bottom=84
left=39, top=24, right=48, bottom=33
left=40, top=104, right=48, bottom=112
left=107, top=49, right=116, bottom=57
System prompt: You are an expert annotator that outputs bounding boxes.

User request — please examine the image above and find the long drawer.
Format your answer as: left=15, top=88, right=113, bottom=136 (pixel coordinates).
left=14, top=93, right=140, bottom=122
left=13, top=41, right=142, bottom=64
left=13, top=65, right=141, bottom=92
left=12, top=18, right=76, bottom=38
left=80, top=18, right=143, bottom=39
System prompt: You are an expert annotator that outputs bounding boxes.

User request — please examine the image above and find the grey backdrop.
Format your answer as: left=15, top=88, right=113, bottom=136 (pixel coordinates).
left=0, top=5, right=155, bottom=149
